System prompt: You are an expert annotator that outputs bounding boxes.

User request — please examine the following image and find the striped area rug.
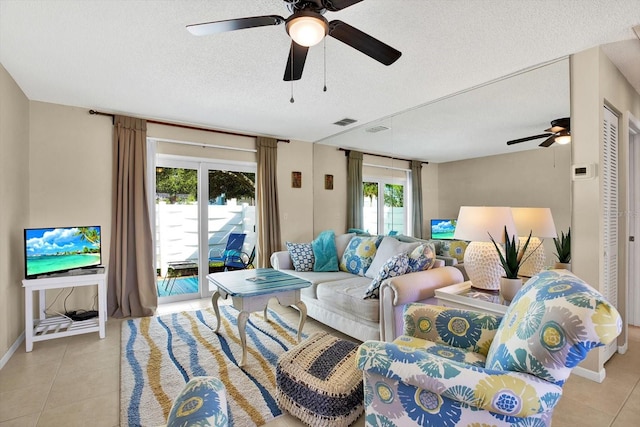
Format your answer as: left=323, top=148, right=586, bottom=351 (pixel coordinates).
left=120, top=305, right=304, bottom=426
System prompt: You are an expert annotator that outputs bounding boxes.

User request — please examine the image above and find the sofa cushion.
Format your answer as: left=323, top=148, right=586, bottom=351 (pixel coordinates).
left=312, top=230, right=339, bottom=272
left=339, top=236, right=380, bottom=276
left=316, top=276, right=380, bottom=323
left=279, top=270, right=355, bottom=299
left=286, top=242, right=315, bottom=272
left=485, top=270, right=622, bottom=385
left=365, top=237, right=420, bottom=279
left=364, top=253, right=409, bottom=299
left=407, top=242, right=436, bottom=272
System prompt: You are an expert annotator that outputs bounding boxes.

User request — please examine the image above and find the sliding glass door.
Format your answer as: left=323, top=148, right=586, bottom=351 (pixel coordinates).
left=153, top=156, right=256, bottom=303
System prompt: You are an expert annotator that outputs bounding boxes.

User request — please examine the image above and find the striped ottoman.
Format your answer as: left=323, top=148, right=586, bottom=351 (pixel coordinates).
left=276, top=332, right=364, bottom=427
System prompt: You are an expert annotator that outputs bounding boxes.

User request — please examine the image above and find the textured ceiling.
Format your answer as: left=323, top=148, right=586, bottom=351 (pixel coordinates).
left=1, top=0, right=639, bottom=163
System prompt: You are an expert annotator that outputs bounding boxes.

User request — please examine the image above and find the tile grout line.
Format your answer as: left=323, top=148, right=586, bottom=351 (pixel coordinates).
left=609, top=375, right=640, bottom=426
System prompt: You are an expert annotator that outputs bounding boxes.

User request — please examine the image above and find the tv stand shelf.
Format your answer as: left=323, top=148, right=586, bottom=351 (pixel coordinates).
left=22, top=271, right=107, bottom=352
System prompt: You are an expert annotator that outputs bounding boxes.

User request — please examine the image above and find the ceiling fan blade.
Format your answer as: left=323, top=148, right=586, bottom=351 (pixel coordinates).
left=328, top=20, right=401, bottom=65
left=283, top=41, right=309, bottom=81
left=506, top=133, right=553, bottom=146
left=538, top=135, right=557, bottom=147
left=187, top=15, right=285, bottom=36
left=323, top=0, right=365, bottom=11
left=545, top=125, right=565, bottom=133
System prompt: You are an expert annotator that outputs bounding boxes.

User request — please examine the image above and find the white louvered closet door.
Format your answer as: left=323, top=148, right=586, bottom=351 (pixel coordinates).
left=602, top=105, right=619, bottom=362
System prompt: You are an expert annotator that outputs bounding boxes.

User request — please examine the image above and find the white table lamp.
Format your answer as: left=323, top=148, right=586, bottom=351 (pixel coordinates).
left=453, top=206, right=517, bottom=290
left=511, top=207, right=557, bottom=277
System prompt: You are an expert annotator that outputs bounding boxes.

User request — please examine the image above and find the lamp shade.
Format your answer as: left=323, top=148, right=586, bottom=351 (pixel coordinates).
left=511, top=207, right=557, bottom=238
left=453, top=206, right=517, bottom=243
left=286, top=15, right=328, bottom=47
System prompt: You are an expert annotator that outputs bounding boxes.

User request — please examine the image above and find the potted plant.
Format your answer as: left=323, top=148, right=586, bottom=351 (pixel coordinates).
left=490, top=226, right=532, bottom=302
left=553, top=227, right=571, bottom=271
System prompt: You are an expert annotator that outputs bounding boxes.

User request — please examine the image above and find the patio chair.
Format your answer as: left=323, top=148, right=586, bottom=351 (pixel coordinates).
left=224, top=246, right=255, bottom=271
left=209, top=233, right=246, bottom=271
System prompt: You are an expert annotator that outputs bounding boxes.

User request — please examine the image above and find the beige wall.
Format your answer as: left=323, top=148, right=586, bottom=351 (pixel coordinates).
left=313, top=144, right=348, bottom=236
left=28, top=102, right=113, bottom=314
left=436, top=146, right=572, bottom=261
left=571, top=46, right=640, bottom=373
left=0, top=64, right=30, bottom=359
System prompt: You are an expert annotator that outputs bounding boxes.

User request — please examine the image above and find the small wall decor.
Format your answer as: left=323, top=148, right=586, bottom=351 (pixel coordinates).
left=324, top=174, right=334, bottom=190
left=292, top=171, right=302, bottom=188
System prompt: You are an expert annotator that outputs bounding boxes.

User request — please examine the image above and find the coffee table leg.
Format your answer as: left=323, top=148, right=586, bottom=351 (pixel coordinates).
left=211, top=291, right=221, bottom=333
left=238, top=310, right=250, bottom=367
left=293, top=301, right=307, bottom=342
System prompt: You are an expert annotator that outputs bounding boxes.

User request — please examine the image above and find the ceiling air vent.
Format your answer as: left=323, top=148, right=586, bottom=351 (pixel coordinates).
left=333, top=118, right=357, bottom=126
left=366, top=125, right=390, bottom=133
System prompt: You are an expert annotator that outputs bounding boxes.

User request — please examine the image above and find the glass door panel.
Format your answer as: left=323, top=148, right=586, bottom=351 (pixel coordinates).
left=207, top=170, right=256, bottom=274
left=384, top=183, right=405, bottom=235
left=155, top=166, right=200, bottom=300
left=363, top=182, right=379, bottom=234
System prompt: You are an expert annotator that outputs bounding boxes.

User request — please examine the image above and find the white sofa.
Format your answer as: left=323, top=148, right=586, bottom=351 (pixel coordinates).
left=270, top=234, right=464, bottom=342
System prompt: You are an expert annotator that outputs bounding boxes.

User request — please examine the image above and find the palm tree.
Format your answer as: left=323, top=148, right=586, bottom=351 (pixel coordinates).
left=75, top=227, right=100, bottom=249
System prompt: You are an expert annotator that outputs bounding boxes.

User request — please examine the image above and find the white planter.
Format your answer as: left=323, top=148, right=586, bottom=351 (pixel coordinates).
left=500, top=277, right=523, bottom=303
left=554, top=262, right=572, bottom=272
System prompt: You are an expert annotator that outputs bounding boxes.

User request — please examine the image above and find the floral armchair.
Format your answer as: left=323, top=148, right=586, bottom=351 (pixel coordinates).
left=357, top=270, right=622, bottom=426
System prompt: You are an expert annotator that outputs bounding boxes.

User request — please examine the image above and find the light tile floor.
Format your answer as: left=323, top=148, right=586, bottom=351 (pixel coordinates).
left=1, top=297, right=639, bottom=426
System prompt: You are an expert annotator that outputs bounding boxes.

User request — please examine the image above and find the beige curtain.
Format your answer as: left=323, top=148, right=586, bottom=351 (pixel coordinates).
left=411, top=160, right=424, bottom=238
left=346, top=150, right=364, bottom=230
left=107, top=115, right=157, bottom=318
left=256, top=137, right=281, bottom=268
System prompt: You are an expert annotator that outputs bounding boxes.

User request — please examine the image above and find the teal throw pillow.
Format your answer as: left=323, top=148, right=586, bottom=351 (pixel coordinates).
left=312, top=230, right=339, bottom=272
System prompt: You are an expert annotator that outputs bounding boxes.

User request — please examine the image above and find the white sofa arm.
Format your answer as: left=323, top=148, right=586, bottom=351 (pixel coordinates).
left=270, top=250, right=293, bottom=270
left=379, top=266, right=464, bottom=342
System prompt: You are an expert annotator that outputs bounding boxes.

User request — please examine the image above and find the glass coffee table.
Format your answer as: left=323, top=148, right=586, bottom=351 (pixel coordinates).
left=435, top=281, right=509, bottom=315
left=206, top=268, right=311, bottom=366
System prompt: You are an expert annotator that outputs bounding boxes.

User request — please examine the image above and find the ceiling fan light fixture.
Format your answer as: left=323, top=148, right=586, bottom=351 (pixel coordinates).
left=286, top=14, right=328, bottom=47
left=555, top=131, right=571, bottom=145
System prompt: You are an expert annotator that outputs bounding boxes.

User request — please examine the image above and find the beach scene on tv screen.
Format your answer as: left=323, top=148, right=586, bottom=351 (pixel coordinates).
left=431, top=219, right=457, bottom=240
left=26, top=227, right=101, bottom=276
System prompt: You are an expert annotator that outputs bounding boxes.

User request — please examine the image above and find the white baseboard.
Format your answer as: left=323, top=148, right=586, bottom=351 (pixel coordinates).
left=572, top=365, right=606, bottom=383
left=618, top=342, right=628, bottom=355
left=0, top=332, right=25, bottom=370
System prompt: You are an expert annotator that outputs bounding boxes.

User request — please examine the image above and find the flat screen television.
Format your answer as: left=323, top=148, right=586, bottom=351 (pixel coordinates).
left=24, top=226, right=102, bottom=278
left=430, top=219, right=457, bottom=240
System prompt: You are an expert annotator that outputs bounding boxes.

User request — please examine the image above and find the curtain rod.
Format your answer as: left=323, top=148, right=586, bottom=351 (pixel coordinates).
left=89, top=110, right=290, bottom=143
left=338, top=148, right=428, bottom=164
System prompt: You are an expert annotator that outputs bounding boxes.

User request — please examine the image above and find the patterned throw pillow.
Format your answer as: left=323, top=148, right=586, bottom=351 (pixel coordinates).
left=363, top=253, right=409, bottom=299
left=339, top=236, right=380, bottom=276
left=166, top=377, right=228, bottom=427
left=484, top=270, right=622, bottom=385
left=365, top=237, right=419, bottom=279
left=286, top=242, right=315, bottom=272
left=407, top=242, right=436, bottom=272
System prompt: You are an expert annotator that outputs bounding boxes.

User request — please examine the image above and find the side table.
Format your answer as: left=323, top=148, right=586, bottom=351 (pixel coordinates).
left=22, top=271, right=107, bottom=351
left=435, top=281, right=508, bottom=315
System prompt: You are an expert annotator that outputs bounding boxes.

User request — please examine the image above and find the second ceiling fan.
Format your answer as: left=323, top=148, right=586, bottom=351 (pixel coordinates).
left=507, top=117, right=571, bottom=148
left=186, top=0, right=402, bottom=81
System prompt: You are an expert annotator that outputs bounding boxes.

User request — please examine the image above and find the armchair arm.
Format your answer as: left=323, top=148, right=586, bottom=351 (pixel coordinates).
left=270, top=250, right=293, bottom=270
left=357, top=340, right=563, bottom=418
left=402, top=303, right=502, bottom=356
left=379, top=266, right=464, bottom=342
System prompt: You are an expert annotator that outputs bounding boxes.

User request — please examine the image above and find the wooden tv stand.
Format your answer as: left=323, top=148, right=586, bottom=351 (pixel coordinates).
left=22, top=270, right=107, bottom=352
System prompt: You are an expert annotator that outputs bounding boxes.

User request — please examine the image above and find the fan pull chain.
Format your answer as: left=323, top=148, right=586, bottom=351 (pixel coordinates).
left=323, top=38, right=327, bottom=92
left=290, top=45, right=295, bottom=103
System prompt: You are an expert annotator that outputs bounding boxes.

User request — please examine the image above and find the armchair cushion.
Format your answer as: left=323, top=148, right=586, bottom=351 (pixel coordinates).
left=485, top=270, right=622, bottom=385
left=402, top=304, right=502, bottom=357
left=358, top=340, right=563, bottom=419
